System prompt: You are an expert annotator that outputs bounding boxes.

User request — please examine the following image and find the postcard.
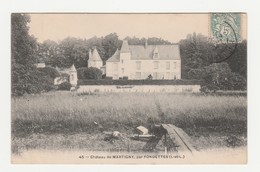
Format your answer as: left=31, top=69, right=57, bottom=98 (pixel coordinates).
left=11, top=13, right=247, bottom=164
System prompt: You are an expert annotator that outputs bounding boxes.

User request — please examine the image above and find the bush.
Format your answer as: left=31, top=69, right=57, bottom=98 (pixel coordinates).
left=58, top=82, right=72, bottom=90
left=78, top=79, right=201, bottom=85
left=201, top=63, right=247, bottom=91
left=77, top=67, right=102, bottom=80
left=12, top=65, right=57, bottom=96
left=37, top=66, right=60, bottom=79
left=40, top=75, right=56, bottom=92
left=77, top=67, right=88, bottom=80
left=105, top=77, right=113, bottom=80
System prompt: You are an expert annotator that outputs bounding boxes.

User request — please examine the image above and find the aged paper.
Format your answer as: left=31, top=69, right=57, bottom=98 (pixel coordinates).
left=11, top=13, right=247, bottom=164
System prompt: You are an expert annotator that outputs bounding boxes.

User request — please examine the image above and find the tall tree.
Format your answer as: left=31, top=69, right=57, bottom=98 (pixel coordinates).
left=226, top=40, right=247, bottom=78
left=11, top=14, right=40, bottom=96
left=179, top=33, right=210, bottom=79
left=102, top=33, right=122, bottom=63
left=124, top=36, right=171, bottom=45
left=58, top=37, right=88, bottom=68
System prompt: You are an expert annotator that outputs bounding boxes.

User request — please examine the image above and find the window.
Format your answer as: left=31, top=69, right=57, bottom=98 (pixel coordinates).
left=153, top=72, right=158, bottom=79
left=113, top=74, right=118, bottom=79
left=173, top=62, right=177, bottom=69
left=166, top=62, right=170, bottom=70
left=121, top=68, right=124, bottom=74
left=154, top=53, right=159, bottom=59
left=136, top=61, right=141, bottom=70
left=166, top=72, right=170, bottom=79
left=135, top=72, right=141, bottom=79
left=113, top=63, right=118, bottom=72
left=153, top=61, right=159, bottom=69
left=121, top=59, right=124, bottom=64
left=71, top=74, right=74, bottom=81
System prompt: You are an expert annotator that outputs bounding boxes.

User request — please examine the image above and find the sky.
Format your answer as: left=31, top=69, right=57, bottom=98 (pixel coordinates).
left=28, top=13, right=246, bottom=43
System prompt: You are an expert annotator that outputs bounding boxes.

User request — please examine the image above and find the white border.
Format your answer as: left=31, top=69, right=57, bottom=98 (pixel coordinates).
left=1, top=0, right=260, bottom=171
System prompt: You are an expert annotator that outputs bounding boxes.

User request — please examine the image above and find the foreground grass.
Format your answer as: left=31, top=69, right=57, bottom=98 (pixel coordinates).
left=11, top=91, right=247, bottom=154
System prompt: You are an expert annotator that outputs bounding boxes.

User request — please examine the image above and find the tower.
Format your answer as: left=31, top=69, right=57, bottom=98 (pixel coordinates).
left=69, top=64, right=78, bottom=86
left=119, top=40, right=131, bottom=78
left=88, top=47, right=103, bottom=69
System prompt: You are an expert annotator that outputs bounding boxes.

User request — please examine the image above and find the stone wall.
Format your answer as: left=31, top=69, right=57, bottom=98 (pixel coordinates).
left=77, top=85, right=201, bottom=93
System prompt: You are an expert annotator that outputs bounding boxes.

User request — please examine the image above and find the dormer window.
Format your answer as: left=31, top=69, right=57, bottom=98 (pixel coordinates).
left=153, top=47, right=159, bottom=59
left=154, top=53, right=159, bottom=59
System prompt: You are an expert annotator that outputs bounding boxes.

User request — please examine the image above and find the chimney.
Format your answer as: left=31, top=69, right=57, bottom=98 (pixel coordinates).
left=145, top=39, right=148, bottom=49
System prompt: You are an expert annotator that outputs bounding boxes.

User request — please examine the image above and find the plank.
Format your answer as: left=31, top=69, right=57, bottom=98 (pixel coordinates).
left=161, top=124, right=196, bottom=154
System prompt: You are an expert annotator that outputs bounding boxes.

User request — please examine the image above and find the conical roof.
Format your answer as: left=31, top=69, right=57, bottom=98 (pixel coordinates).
left=90, top=47, right=102, bottom=61
left=69, top=64, right=76, bottom=72
left=107, top=48, right=120, bottom=62
left=120, top=40, right=130, bottom=53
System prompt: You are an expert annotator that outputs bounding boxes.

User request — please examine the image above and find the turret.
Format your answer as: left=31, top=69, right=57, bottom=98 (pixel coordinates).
left=120, top=40, right=130, bottom=53
left=88, top=47, right=103, bottom=69
left=69, top=64, right=78, bottom=86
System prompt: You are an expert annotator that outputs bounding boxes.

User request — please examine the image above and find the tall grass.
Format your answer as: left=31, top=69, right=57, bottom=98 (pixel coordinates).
left=11, top=91, right=247, bottom=137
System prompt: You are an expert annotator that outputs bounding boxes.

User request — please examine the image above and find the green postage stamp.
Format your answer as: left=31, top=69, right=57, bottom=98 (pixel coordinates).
left=210, top=13, right=242, bottom=43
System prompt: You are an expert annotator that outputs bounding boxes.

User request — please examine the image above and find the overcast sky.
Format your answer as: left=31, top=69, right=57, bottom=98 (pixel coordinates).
left=28, top=13, right=243, bottom=43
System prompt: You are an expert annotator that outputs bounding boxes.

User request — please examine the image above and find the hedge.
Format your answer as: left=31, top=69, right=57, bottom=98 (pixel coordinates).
left=78, top=79, right=201, bottom=85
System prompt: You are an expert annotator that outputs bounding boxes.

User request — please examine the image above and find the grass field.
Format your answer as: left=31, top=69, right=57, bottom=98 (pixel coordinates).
left=11, top=91, right=247, bottom=154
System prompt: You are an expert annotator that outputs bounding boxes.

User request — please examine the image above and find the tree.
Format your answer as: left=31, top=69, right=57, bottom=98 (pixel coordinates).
left=226, top=40, right=247, bottom=78
left=124, top=36, right=171, bottom=45
left=37, top=66, right=60, bottom=79
left=201, top=62, right=246, bottom=91
left=58, top=37, right=88, bottom=68
left=77, top=67, right=102, bottom=79
left=179, top=33, right=210, bottom=80
left=11, top=14, right=40, bottom=96
left=102, top=33, right=121, bottom=64
left=37, top=40, right=59, bottom=66
left=77, top=67, right=88, bottom=79
left=58, top=81, right=72, bottom=90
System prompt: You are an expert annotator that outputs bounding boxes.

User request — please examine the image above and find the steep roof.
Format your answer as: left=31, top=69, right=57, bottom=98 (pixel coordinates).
left=120, top=40, right=130, bottom=53
left=106, top=49, right=120, bottom=62
left=56, top=64, right=76, bottom=74
left=129, top=44, right=181, bottom=60
left=69, top=64, right=76, bottom=72
left=106, top=41, right=181, bottom=63
left=89, top=47, right=102, bottom=61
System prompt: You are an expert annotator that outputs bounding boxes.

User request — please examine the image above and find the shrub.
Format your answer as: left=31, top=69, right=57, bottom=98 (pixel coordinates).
left=201, top=63, right=247, bottom=91
left=105, top=77, right=113, bottom=80
left=58, top=82, right=72, bottom=90
left=59, top=73, right=70, bottom=82
left=77, top=67, right=102, bottom=80
left=77, top=67, right=88, bottom=80
left=78, top=79, right=201, bottom=85
left=37, top=66, right=60, bottom=79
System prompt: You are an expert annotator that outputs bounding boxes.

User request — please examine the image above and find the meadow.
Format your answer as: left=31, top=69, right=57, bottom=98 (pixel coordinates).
left=11, top=91, right=247, bottom=154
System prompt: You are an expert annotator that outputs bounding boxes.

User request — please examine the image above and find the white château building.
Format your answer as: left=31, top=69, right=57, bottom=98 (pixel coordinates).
left=106, top=40, right=181, bottom=80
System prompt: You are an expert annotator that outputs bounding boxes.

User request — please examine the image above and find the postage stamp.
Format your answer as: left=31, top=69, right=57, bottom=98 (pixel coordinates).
left=11, top=13, right=247, bottom=164
left=205, top=13, right=244, bottom=63
left=210, top=13, right=241, bottom=43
